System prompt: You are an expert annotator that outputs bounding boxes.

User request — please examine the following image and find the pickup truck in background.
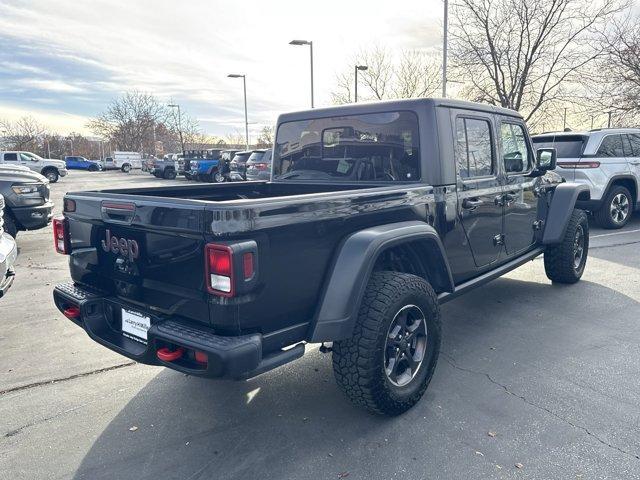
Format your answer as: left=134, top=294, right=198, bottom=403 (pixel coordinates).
left=0, top=151, right=68, bottom=183
left=53, top=98, right=589, bottom=415
left=151, top=157, right=178, bottom=179
left=0, top=167, right=53, bottom=237
left=65, top=156, right=102, bottom=171
left=0, top=193, right=18, bottom=298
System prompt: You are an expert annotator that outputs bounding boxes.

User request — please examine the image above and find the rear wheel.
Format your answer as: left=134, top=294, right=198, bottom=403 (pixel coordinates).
left=163, top=168, right=177, bottom=180
left=544, top=209, right=589, bottom=284
left=595, top=185, right=632, bottom=229
left=121, top=164, right=131, bottom=173
left=42, top=168, right=59, bottom=183
left=88, top=165, right=98, bottom=172
left=332, top=271, right=441, bottom=416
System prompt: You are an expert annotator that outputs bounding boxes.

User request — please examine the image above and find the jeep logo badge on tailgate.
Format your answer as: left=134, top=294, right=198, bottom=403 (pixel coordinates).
left=101, top=229, right=139, bottom=261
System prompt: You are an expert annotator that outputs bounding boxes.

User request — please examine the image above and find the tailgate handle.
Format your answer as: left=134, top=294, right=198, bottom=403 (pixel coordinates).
left=101, top=202, right=136, bottom=223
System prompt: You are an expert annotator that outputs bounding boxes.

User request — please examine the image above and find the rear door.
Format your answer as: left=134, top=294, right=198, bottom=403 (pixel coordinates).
left=499, top=120, right=537, bottom=255
left=66, top=195, right=211, bottom=325
left=626, top=133, right=640, bottom=204
left=453, top=113, right=504, bottom=268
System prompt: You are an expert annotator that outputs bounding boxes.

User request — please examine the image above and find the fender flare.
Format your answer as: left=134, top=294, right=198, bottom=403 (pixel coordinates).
left=309, top=221, right=454, bottom=342
left=542, top=182, right=590, bottom=245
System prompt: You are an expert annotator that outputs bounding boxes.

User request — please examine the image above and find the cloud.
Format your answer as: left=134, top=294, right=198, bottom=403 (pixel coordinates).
left=0, top=0, right=444, bottom=136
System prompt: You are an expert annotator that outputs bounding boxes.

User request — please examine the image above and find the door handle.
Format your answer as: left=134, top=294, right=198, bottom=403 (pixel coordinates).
left=462, top=198, right=483, bottom=210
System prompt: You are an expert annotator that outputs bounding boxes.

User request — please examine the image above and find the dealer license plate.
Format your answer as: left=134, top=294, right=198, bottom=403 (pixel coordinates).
left=121, top=309, right=151, bottom=343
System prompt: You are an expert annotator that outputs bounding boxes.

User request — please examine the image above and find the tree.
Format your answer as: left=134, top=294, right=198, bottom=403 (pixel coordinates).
left=256, top=126, right=274, bottom=148
left=0, top=116, right=47, bottom=151
left=88, top=91, right=168, bottom=153
left=449, top=0, right=625, bottom=123
left=599, top=15, right=640, bottom=123
left=331, top=46, right=442, bottom=104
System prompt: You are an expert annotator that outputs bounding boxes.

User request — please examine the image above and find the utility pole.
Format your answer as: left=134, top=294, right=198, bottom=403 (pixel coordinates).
left=608, top=111, right=613, bottom=128
left=168, top=104, right=185, bottom=153
left=442, top=0, right=448, bottom=98
left=563, top=108, right=567, bottom=130
left=289, top=40, right=315, bottom=108
left=354, top=65, right=368, bottom=102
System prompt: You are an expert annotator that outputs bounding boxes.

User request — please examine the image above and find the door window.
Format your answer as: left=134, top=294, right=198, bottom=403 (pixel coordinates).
left=627, top=134, right=640, bottom=157
left=596, top=135, right=624, bottom=157
left=20, top=153, right=34, bottom=162
left=3, top=153, right=17, bottom=161
left=454, top=117, right=494, bottom=178
left=500, top=123, right=531, bottom=174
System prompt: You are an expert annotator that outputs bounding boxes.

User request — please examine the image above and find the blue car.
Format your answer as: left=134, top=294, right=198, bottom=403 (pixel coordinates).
left=64, top=156, right=102, bottom=171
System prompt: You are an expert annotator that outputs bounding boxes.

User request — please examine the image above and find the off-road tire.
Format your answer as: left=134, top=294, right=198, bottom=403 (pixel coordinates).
left=3, top=214, right=18, bottom=238
left=595, top=185, right=632, bottom=229
left=42, top=168, right=59, bottom=183
left=121, top=164, right=131, bottom=173
left=544, top=209, right=589, bottom=284
left=332, top=271, right=441, bottom=416
left=163, top=168, right=177, bottom=180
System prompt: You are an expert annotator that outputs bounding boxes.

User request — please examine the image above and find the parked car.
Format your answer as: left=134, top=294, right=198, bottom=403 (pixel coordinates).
left=151, top=157, right=179, bottom=179
left=245, top=149, right=273, bottom=181
left=0, top=167, right=53, bottom=238
left=0, top=151, right=67, bottom=183
left=0, top=193, right=18, bottom=298
left=229, top=150, right=255, bottom=181
left=53, top=98, right=589, bottom=416
left=64, top=156, right=102, bottom=171
left=107, top=151, right=143, bottom=172
left=533, top=128, right=640, bottom=229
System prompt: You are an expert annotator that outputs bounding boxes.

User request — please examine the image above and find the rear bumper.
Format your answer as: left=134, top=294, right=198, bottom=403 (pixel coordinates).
left=52, top=282, right=301, bottom=379
left=12, top=202, right=54, bottom=230
left=0, top=232, right=17, bottom=298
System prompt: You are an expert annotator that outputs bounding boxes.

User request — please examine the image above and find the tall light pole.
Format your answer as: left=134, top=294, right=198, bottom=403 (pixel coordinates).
left=289, top=39, right=314, bottom=108
left=354, top=65, right=368, bottom=102
left=228, top=74, right=249, bottom=150
left=168, top=104, right=185, bottom=153
left=442, top=0, right=448, bottom=98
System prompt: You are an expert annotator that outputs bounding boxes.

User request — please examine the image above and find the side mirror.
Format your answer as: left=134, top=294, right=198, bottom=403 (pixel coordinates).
left=536, top=148, right=556, bottom=172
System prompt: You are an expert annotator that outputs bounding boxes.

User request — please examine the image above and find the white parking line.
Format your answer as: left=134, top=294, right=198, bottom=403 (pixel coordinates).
left=591, top=228, right=640, bottom=238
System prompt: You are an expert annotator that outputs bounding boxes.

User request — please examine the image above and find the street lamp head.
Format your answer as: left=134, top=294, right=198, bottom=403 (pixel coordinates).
left=289, top=39, right=311, bottom=46
left=168, top=104, right=178, bottom=108
left=356, top=65, right=368, bottom=71
left=227, top=73, right=245, bottom=78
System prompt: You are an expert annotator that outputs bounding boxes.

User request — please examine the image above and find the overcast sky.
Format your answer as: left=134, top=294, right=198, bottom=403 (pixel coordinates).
left=0, top=0, right=443, bottom=139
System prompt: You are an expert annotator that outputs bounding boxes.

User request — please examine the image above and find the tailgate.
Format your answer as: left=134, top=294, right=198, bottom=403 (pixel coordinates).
left=65, top=194, right=210, bottom=325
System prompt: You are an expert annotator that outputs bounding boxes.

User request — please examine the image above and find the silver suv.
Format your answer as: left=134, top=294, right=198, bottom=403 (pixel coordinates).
left=533, top=129, right=640, bottom=229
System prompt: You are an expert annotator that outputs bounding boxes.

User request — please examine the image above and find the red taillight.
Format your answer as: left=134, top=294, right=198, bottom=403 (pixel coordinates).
left=53, top=216, right=70, bottom=254
left=254, top=163, right=268, bottom=170
left=557, top=161, right=601, bottom=169
left=205, top=244, right=234, bottom=296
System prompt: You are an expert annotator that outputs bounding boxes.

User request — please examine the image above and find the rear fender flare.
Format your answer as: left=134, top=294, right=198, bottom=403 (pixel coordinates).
left=542, top=182, right=590, bottom=245
left=309, top=221, right=454, bottom=342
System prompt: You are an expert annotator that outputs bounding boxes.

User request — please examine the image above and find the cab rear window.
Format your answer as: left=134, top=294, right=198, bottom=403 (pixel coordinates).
left=273, top=111, right=419, bottom=182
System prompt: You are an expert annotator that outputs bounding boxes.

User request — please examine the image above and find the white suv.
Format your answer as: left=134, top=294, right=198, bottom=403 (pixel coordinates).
left=533, top=129, right=640, bottom=229
left=0, top=151, right=68, bottom=183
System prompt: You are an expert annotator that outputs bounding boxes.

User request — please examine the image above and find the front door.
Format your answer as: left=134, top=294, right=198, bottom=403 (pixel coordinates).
left=454, top=114, right=504, bottom=268
left=499, top=121, right=538, bottom=255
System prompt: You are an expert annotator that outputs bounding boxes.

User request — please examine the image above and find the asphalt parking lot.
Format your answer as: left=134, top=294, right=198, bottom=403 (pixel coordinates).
left=1, top=171, right=640, bottom=480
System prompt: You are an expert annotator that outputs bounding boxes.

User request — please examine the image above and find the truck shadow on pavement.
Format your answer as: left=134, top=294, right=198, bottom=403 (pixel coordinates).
left=71, top=275, right=640, bottom=480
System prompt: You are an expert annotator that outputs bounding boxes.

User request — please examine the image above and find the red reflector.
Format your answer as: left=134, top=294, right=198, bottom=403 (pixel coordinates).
left=157, top=347, right=185, bottom=362
left=195, top=351, right=208, bottom=364
left=53, top=216, right=70, bottom=254
left=63, top=305, right=81, bottom=319
left=243, top=252, right=254, bottom=279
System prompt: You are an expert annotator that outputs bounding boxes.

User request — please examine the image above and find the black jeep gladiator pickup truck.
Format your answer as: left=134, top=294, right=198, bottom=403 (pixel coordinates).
left=53, top=99, right=590, bottom=415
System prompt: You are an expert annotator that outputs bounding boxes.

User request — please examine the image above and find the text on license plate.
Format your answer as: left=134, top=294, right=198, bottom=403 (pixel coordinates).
left=122, top=309, right=151, bottom=343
